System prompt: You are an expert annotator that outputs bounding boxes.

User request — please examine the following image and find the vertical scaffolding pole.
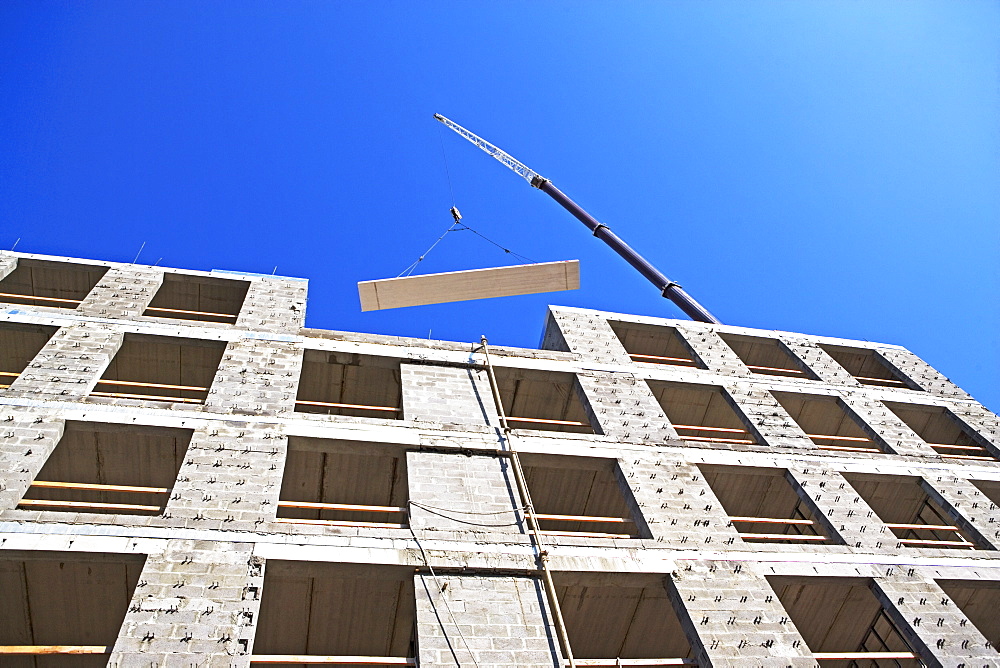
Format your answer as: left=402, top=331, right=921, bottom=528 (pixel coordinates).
left=478, top=336, right=577, bottom=668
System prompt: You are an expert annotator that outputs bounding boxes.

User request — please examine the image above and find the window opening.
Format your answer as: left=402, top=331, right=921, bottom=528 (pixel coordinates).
left=0, top=551, right=146, bottom=663
left=522, top=454, right=644, bottom=539
left=295, top=351, right=403, bottom=419
left=251, top=561, right=415, bottom=667
left=491, top=366, right=594, bottom=434
left=275, top=438, right=407, bottom=529
left=553, top=572, right=697, bottom=666
left=92, top=334, right=226, bottom=404
left=768, top=576, right=924, bottom=666
left=608, top=320, right=703, bottom=369
left=772, top=392, right=886, bottom=453
left=0, top=323, right=57, bottom=390
left=699, top=465, right=832, bottom=545
left=718, top=333, right=816, bottom=379
left=17, top=422, right=193, bottom=516
left=0, top=259, right=108, bottom=310
left=843, top=474, right=983, bottom=550
left=143, top=273, right=249, bottom=323
left=884, top=402, right=996, bottom=462
left=646, top=381, right=758, bottom=445
left=820, top=344, right=915, bottom=390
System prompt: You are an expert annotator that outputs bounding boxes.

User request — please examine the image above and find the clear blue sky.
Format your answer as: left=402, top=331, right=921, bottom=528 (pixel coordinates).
left=2, top=2, right=997, bottom=411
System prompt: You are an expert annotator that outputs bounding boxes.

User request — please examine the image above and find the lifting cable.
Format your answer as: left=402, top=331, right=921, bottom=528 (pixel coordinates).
left=397, top=209, right=536, bottom=278
left=478, top=335, right=578, bottom=668
left=397, top=131, right=536, bottom=278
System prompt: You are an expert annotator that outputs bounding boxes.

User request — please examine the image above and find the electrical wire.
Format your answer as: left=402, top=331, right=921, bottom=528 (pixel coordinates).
left=410, top=500, right=527, bottom=516
left=408, top=505, right=482, bottom=668
left=409, top=500, right=526, bottom=528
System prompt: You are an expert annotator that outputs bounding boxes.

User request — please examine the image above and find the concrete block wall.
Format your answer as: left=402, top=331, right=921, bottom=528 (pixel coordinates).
left=872, top=570, right=997, bottom=666
left=415, top=573, right=562, bottom=667
left=402, top=363, right=499, bottom=430
left=1, top=255, right=1000, bottom=667
left=665, top=560, right=815, bottom=665
left=6, top=322, right=123, bottom=400
left=407, top=450, right=526, bottom=536
left=77, top=265, right=164, bottom=320
left=575, top=370, right=680, bottom=443
left=0, top=407, right=66, bottom=514
left=109, top=540, right=262, bottom=668
left=204, top=338, right=302, bottom=416
left=837, top=390, right=939, bottom=458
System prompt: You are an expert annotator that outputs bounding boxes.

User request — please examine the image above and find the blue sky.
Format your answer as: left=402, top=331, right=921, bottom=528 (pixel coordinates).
left=2, top=2, right=997, bottom=411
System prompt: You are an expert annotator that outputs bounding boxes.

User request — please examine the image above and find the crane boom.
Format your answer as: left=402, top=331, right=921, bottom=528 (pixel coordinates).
left=433, top=113, right=540, bottom=183
left=433, top=113, right=721, bottom=324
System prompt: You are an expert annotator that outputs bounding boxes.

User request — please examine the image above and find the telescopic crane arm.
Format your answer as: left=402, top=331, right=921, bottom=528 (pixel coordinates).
left=433, top=114, right=721, bottom=324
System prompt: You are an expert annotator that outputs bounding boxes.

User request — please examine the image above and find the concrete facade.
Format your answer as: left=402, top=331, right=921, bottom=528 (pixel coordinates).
left=1, top=250, right=999, bottom=667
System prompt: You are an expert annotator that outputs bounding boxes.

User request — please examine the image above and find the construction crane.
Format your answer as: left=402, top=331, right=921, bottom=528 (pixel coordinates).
left=434, top=113, right=721, bottom=325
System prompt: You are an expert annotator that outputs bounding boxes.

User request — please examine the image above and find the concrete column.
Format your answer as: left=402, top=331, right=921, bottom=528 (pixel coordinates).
left=620, top=455, right=744, bottom=548
left=878, top=348, right=972, bottom=401
left=575, top=370, right=680, bottom=443
left=163, top=424, right=287, bottom=532
left=666, top=560, right=815, bottom=666
left=0, top=408, right=65, bottom=514
left=204, top=338, right=303, bottom=416
left=724, top=384, right=818, bottom=450
left=0, top=253, right=16, bottom=280
left=76, top=266, right=164, bottom=320
left=401, top=363, right=499, bottom=429
left=543, top=309, right=632, bottom=364
left=778, top=335, right=862, bottom=386
left=415, top=572, right=563, bottom=667
left=786, top=465, right=895, bottom=551
left=947, top=402, right=1000, bottom=454
left=109, top=540, right=263, bottom=668
left=234, top=276, right=307, bottom=333
left=674, top=326, right=752, bottom=378
left=839, top=390, right=939, bottom=458
left=6, top=322, right=123, bottom=400
left=920, top=475, right=1000, bottom=550
left=406, top=451, right=524, bottom=536
left=872, top=570, right=1000, bottom=666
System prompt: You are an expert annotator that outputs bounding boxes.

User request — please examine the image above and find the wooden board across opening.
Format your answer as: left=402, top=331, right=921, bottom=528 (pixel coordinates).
left=358, top=260, right=579, bottom=311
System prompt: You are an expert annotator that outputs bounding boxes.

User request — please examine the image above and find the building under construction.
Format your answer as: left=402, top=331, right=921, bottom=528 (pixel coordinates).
left=2, top=249, right=1000, bottom=667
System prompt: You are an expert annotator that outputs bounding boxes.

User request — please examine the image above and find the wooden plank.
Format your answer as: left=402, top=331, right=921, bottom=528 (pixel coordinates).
left=812, top=651, right=915, bottom=659
left=277, top=501, right=407, bottom=513
left=295, top=400, right=400, bottom=412
left=739, top=533, right=827, bottom=542
left=0, top=646, right=109, bottom=654
left=31, top=480, right=168, bottom=494
left=275, top=518, right=406, bottom=529
left=568, top=660, right=698, bottom=667
left=534, top=513, right=633, bottom=524
left=729, top=516, right=815, bottom=525
left=538, top=530, right=633, bottom=538
left=358, top=260, right=579, bottom=311
left=18, top=499, right=162, bottom=512
left=0, top=292, right=81, bottom=305
left=885, top=522, right=960, bottom=531
left=507, top=416, right=590, bottom=427
left=250, top=656, right=415, bottom=665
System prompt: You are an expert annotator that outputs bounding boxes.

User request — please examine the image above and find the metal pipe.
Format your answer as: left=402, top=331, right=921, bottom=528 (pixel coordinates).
left=531, top=177, right=720, bottom=324
left=479, top=336, right=577, bottom=668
